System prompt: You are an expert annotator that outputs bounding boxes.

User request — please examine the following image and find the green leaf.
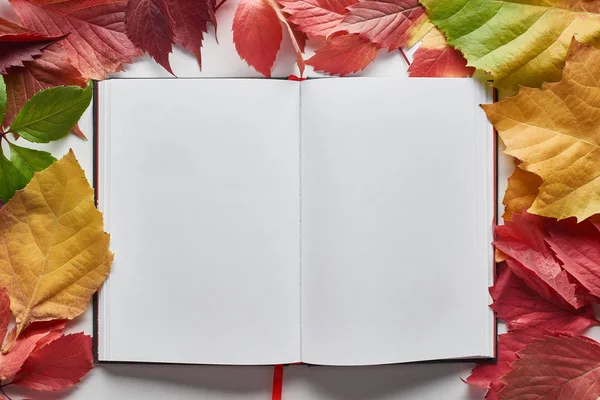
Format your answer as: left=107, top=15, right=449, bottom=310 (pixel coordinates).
left=7, top=142, right=56, bottom=181
left=0, top=148, right=28, bottom=203
left=9, top=84, right=92, bottom=143
left=0, top=76, right=5, bottom=128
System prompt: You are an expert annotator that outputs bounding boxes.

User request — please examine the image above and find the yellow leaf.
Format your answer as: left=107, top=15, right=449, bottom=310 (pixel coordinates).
left=0, top=150, right=112, bottom=338
left=502, top=165, right=542, bottom=221
left=483, top=40, right=600, bottom=222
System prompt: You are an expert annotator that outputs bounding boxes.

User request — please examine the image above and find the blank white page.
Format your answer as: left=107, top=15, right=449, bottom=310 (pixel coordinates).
left=97, top=79, right=301, bottom=365
left=300, top=77, right=494, bottom=365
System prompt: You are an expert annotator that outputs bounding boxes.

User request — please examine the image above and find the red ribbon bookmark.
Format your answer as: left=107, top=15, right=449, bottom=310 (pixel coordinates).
left=272, top=365, right=284, bottom=400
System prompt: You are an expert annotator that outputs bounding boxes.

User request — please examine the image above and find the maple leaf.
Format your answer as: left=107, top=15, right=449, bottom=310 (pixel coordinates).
left=491, top=265, right=597, bottom=333
left=167, top=0, right=214, bottom=68
left=0, top=150, right=113, bottom=339
left=501, top=165, right=541, bottom=222
left=126, top=0, right=176, bottom=74
left=494, top=212, right=586, bottom=309
left=11, top=333, right=93, bottom=391
left=306, top=34, right=378, bottom=76
left=3, top=44, right=88, bottom=127
left=420, top=0, right=600, bottom=89
left=466, top=328, right=547, bottom=399
left=499, top=333, right=600, bottom=399
left=0, top=17, right=63, bottom=75
left=336, top=0, right=428, bottom=51
left=233, top=0, right=304, bottom=76
left=9, top=0, right=142, bottom=80
left=407, top=28, right=474, bottom=78
left=482, top=40, right=600, bottom=221
left=278, top=0, right=359, bottom=38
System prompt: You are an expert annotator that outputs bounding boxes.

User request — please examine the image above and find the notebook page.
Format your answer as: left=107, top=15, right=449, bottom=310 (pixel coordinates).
left=300, top=77, right=494, bottom=365
left=97, top=79, right=302, bottom=365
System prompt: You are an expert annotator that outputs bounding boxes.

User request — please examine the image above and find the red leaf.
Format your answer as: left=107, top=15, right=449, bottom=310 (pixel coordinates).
left=493, top=212, right=586, bottom=308
left=126, top=0, right=175, bottom=74
left=12, top=333, right=93, bottom=391
left=0, top=288, right=10, bottom=345
left=500, top=333, right=600, bottom=400
left=466, top=329, right=547, bottom=398
left=278, top=0, right=359, bottom=38
left=3, top=43, right=87, bottom=126
left=336, top=0, right=427, bottom=51
left=233, top=0, right=282, bottom=77
left=9, top=0, right=142, bottom=80
left=306, top=34, right=378, bottom=76
left=408, top=28, right=474, bottom=78
left=167, top=0, right=213, bottom=68
left=491, top=265, right=597, bottom=333
left=70, top=123, right=87, bottom=140
left=0, top=17, right=63, bottom=74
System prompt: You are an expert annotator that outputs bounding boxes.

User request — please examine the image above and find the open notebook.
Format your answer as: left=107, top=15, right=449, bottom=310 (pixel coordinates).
left=95, top=77, right=495, bottom=366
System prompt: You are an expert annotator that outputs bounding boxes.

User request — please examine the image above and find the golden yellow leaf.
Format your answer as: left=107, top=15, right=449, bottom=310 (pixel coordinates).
left=483, top=40, right=600, bottom=222
left=502, top=165, right=542, bottom=221
left=0, top=150, right=112, bottom=339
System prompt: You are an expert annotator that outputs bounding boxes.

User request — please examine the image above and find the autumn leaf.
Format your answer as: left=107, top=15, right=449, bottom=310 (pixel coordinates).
left=483, top=40, right=600, bottom=222
left=126, top=0, right=176, bottom=74
left=3, top=43, right=88, bottom=127
left=12, top=333, right=93, bottom=391
left=9, top=0, right=142, bottom=80
left=499, top=334, right=600, bottom=400
left=167, top=0, right=215, bottom=68
left=407, top=28, right=474, bottom=78
left=420, top=0, right=600, bottom=89
left=278, top=0, right=359, bottom=38
left=0, top=17, right=63, bottom=75
left=0, top=150, right=113, bottom=339
left=336, top=0, right=428, bottom=51
left=491, top=266, right=597, bottom=333
left=0, top=288, right=10, bottom=344
left=306, top=34, right=378, bottom=76
left=501, top=165, right=541, bottom=222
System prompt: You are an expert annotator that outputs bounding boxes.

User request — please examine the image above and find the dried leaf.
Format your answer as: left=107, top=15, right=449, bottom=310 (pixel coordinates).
left=306, top=34, right=378, bottom=76
left=408, top=28, right=474, bottom=78
left=0, top=150, right=113, bottom=338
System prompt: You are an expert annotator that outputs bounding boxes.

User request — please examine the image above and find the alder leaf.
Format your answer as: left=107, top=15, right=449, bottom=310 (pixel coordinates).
left=9, top=84, right=92, bottom=143
left=12, top=333, right=93, bottom=391
left=491, top=265, right=597, bottom=333
left=500, top=334, right=600, bottom=400
left=9, top=0, right=142, bottom=80
left=0, top=150, right=113, bottom=339
left=306, top=34, right=378, bottom=76
left=408, top=28, right=474, bottom=78
left=336, top=0, right=428, bottom=51
left=0, top=17, right=63, bottom=75
left=278, top=0, right=359, bottom=38
left=3, top=44, right=88, bottom=127
left=494, top=212, right=587, bottom=309
left=126, top=0, right=176, bottom=74
left=483, top=40, right=600, bottom=222
left=233, top=0, right=282, bottom=77
left=501, top=165, right=541, bottom=222
left=420, top=0, right=600, bottom=89
left=167, top=0, right=214, bottom=68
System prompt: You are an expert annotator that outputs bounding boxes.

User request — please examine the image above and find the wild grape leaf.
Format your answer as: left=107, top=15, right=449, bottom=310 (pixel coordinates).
left=126, top=0, right=175, bottom=74
left=501, top=165, right=541, bottom=222
left=6, top=142, right=56, bottom=183
left=0, top=149, right=28, bottom=203
left=278, top=0, right=359, bottom=38
left=336, top=0, right=428, bottom=51
left=494, top=212, right=586, bottom=309
left=500, top=334, right=600, bottom=400
left=9, top=0, right=142, bottom=80
left=491, top=265, right=597, bottom=333
left=0, top=17, right=63, bottom=75
left=0, top=288, right=10, bottom=344
left=408, top=28, right=474, bottom=78
left=167, top=0, right=214, bottom=68
left=306, top=34, right=378, bottom=76
left=0, top=150, right=113, bottom=338
left=420, top=0, right=600, bottom=89
left=3, top=44, right=88, bottom=127
left=483, top=40, right=600, bottom=221
left=466, top=328, right=547, bottom=398
left=12, top=333, right=93, bottom=391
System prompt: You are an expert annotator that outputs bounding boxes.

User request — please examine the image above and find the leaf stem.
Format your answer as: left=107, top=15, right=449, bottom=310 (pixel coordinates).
left=214, top=0, right=228, bottom=11
left=0, top=384, right=13, bottom=400
left=398, top=47, right=410, bottom=67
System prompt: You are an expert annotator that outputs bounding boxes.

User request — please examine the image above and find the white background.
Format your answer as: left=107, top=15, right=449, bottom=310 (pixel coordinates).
left=1, top=1, right=597, bottom=399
